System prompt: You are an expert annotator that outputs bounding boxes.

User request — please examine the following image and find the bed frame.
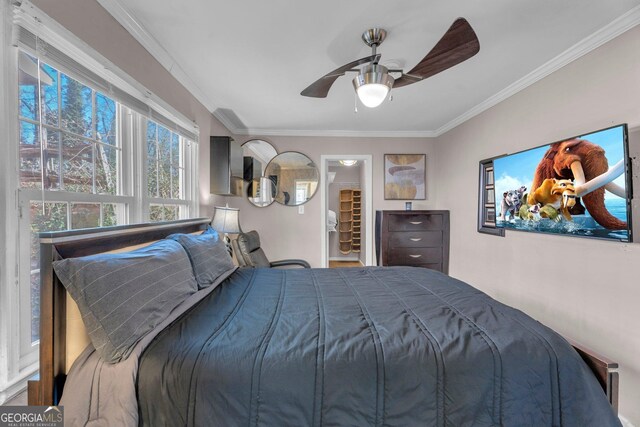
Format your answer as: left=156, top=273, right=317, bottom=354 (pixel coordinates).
left=27, top=219, right=619, bottom=415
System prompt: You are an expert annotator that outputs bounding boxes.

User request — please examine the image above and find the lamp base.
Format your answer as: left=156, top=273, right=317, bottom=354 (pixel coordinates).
left=223, top=233, right=233, bottom=256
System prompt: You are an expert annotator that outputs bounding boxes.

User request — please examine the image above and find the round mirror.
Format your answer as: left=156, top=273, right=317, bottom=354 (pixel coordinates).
left=265, top=152, right=319, bottom=206
left=241, top=139, right=278, bottom=208
left=246, top=177, right=276, bottom=207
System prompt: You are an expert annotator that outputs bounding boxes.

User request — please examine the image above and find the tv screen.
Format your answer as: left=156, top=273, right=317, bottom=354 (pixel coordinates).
left=493, top=124, right=632, bottom=242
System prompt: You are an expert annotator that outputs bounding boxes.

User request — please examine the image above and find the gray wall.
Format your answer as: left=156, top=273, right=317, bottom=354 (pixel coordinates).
left=228, top=136, right=437, bottom=267
left=434, top=26, right=640, bottom=424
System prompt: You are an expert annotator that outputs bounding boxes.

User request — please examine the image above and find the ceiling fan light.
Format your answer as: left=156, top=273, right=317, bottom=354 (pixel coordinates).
left=356, top=84, right=389, bottom=108
left=352, top=64, right=394, bottom=108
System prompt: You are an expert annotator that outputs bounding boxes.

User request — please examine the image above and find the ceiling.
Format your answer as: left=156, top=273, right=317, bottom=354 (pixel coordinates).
left=99, top=0, right=640, bottom=137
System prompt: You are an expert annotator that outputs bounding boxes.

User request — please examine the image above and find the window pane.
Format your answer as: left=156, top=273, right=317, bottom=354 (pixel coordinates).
left=18, top=52, right=39, bottom=121
left=62, top=134, right=94, bottom=193
left=149, top=204, right=179, bottom=222
left=71, top=203, right=100, bottom=229
left=43, top=129, right=61, bottom=190
left=96, top=92, right=116, bottom=145
left=60, top=74, right=93, bottom=137
left=149, top=204, right=163, bottom=222
left=19, top=121, right=41, bottom=189
left=30, top=202, right=68, bottom=269
left=164, top=205, right=178, bottom=221
left=158, top=161, right=171, bottom=199
left=157, top=126, right=171, bottom=198
left=30, top=201, right=68, bottom=342
left=41, top=63, right=59, bottom=126
left=146, top=120, right=156, bottom=142
left=171, top=166, right=181, bottom=199
left=19, top=85, right=38, bottom=120
left=102, top=203, right=121, bottom=227
left=171, top=134, right=180, bottom=166
left=147, top=139, right=157, bottom=197
left=30, top=271, right=40, bottom=342
left=158, top=126, right=171, bottom=163
left=95, top=143, right=118, bottom=195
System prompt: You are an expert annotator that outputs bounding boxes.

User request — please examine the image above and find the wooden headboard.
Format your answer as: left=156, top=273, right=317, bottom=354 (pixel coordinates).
left=27, top=217, right=619, bottom=415
left=27, top=218, right=211, bottom=406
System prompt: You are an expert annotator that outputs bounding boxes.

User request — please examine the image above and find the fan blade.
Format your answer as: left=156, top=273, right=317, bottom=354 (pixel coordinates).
left=394, top=18, right=479, bottom=89
left=301, top=54, right=380, bottom=98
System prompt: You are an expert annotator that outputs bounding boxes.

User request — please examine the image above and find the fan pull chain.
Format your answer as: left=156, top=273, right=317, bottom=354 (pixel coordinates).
left=389, top=90, right=393, bottom=102
left=354, top=93, right=358, bottom=113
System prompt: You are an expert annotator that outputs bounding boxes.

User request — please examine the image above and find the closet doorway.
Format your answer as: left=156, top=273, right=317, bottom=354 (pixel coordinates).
left=320, top=155, right=373, bottom=268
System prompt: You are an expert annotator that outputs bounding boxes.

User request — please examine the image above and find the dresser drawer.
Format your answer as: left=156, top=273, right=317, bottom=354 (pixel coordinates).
left=376, top=210, right=449, bottom=274
left=388, top=231, right=442, bottom=248
left=388, top=214, right=444, bottom=231
left=414, top=263, right=443, bottom=272
left=387, top=247, right=443, bottom=266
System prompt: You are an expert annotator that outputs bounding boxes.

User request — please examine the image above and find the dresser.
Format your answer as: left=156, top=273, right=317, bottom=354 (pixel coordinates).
left=376, top=210, right=450, bottom=274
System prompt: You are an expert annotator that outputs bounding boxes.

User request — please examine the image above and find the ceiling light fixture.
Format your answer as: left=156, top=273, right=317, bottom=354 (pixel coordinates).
left=352, top=64, right=394, bottom=108
left=339, top=160, right=358, bottom=166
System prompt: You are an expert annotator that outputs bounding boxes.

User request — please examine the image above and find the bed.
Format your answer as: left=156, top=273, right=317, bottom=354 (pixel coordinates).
left=27, top=218, right=621, bottom=426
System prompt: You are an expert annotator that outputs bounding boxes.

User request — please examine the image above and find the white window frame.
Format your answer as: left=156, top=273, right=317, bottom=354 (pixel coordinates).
left=1, top=1, right=200, bottom=401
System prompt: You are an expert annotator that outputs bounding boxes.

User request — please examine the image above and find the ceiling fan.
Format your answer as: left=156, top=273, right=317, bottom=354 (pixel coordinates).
left=300, top=18, right=480, bottom=108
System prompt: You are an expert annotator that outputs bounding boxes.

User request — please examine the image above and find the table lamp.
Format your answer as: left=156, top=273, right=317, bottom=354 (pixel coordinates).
left=211, top=205, right=241, bottom=254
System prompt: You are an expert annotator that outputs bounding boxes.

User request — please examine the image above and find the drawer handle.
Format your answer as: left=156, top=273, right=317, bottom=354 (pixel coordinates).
left=409, top=254, right=422, bottom=258
left=409, top=221, right=423, bottom=225
left=409, top=238, right=422, bottom=242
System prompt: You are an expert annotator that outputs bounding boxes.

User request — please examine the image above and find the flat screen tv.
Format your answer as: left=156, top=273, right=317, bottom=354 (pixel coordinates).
left=493, top=124, right=633, bottom=242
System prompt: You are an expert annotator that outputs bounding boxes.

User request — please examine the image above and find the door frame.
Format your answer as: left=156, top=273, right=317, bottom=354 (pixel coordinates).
left=320, top=155, right=373, bottom=268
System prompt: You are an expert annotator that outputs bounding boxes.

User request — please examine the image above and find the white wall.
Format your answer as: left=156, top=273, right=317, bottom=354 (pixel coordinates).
left=226, top=136, right=436, bottom=267
left=434, top=26, right=640, bottom=424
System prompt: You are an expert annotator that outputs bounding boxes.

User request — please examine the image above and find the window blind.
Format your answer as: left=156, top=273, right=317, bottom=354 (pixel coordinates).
left=15, top=25, right=198, bottom=142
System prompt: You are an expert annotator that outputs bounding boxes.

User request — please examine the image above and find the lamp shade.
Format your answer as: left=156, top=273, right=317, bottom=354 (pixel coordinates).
left=352, top=64, right=394, bottom=108
left=211, top=206, right=242, bottom=234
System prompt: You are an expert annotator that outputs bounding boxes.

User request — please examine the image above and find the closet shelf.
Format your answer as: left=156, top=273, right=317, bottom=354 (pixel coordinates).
left=338, top=188, right=362, bottom=256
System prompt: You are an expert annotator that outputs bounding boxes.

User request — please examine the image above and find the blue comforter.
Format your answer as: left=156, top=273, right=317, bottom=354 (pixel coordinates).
left=137, top=267, right=620, bottom=426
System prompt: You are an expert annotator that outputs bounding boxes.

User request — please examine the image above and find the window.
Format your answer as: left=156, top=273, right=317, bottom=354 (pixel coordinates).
left=478, top=159, right=504, bottom=236
left=16, top=51, right=197, bottom=350
left=145, top=120, right=191, bottom=222
left=18, top=53, right=130, bottom=344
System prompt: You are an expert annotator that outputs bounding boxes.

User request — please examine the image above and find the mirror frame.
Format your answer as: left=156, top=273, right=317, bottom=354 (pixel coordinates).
left=240, top=139, right=279, bottom=208
left=265, top=151, right=320, bottom=207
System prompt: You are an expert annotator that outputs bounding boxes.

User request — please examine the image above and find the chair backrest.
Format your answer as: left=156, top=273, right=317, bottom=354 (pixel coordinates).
left=230, top=239, right=247, bottom=267
left=235, top=230, right=271, bottom=268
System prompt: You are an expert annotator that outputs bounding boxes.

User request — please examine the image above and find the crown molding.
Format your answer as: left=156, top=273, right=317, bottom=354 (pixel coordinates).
left=99, top=1, right=640, bottom=138
left=232, top=126, right=438, bottom=138
left=96, top=0, right=217, bottom=115
left=433, top=4, right=640, bottom=137
left=212, top=108, right=438, bottom=137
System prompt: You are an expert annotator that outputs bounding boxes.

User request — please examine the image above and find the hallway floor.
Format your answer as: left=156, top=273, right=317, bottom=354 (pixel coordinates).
left=329, top=261, right=363, bottom=268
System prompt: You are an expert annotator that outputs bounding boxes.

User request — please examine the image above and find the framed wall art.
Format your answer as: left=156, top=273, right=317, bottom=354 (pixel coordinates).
left=384, top=154, right=426, bottom=200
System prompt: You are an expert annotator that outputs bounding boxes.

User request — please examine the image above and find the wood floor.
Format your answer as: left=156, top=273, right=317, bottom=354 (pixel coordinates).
left=329, top=260, right=363, bottom=268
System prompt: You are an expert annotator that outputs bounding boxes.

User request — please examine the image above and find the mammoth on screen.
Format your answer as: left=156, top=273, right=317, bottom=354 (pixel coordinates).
left=493, top=124, right=632, bottom=242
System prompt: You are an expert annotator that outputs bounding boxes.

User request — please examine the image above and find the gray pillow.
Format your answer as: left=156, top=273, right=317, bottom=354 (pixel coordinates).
left=168, top=226, right=235, bottom=289
left=53, top=239, right=197, bottom=363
